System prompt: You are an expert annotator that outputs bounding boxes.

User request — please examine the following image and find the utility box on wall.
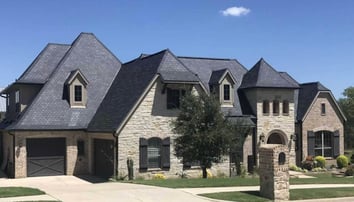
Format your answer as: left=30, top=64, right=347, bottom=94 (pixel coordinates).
left=259, top=144, right=289, bottom=201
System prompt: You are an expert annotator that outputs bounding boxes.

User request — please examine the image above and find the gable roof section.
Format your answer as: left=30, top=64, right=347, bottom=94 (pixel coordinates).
left=178, top=56, right=247, bottom=116
left=240, top=58, right=299, bottom=89
left=296, top=82, right=345, bottom=122
left=64, top=69, right=89, bottom=86
left=209, top=69, right=236, bottom=85
left=7, top=33, right=121, bottom=130
left=88, top=50, right=166, bottom=132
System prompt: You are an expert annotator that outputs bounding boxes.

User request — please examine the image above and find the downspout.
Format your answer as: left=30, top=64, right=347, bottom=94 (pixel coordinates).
left=112, top=131, right=119, bottom=178
left=8, top=130, right=15, bottom=178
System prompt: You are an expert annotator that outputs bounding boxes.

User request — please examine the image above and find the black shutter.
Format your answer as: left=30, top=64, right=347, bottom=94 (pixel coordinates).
left=333, top=130, right=340, bottom=157
left=161, top=137, right=170, bottom=169
left=307, top=131, right=315, bottom=156
left=139, top=138, right=148, bottom=170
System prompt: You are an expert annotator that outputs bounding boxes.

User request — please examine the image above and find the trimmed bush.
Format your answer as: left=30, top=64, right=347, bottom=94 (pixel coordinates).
left=314, top=156, right=326, bottom=168
left=302, top=160, right=313, bottom=171
left=336, top=155, right=349, bottom=169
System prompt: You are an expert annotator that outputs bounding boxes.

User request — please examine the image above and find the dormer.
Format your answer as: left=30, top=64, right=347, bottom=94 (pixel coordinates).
left=65, top=70, right=89, bottom=108
left=209, top=69, right=236, bottom=107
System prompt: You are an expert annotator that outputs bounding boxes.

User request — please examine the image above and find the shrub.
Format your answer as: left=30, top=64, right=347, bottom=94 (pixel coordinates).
left=289, top=164, right=303, bottom=172
left=152, top=173, right=166, bottom=180
left=301, top=157, right=314, bottom=171
left=337, top=155, right=349, bottom=169
left=314, top=156, right=326, bottom=168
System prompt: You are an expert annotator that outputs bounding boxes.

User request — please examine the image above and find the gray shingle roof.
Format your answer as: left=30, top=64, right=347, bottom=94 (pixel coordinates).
left=240, top=58, right=299, bottom=89
left=17, top=44, right=71, bottom=84
left=297, top=82, right=330, bottom=121
left=178, top=57, right=247, bottom=116
left=7, top=33, right=121, bottom=130
left=88, top=49, right=200, bottom=132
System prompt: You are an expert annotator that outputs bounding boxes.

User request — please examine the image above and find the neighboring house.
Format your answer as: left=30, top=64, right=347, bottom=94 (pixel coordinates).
left=0, top=33, right=346, bottom=178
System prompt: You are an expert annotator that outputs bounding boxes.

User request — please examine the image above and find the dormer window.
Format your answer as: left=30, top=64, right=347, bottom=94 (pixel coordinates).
left=15, top=90, right=20, bottom=112
left=64, top=70, right=89, bottom=108
left=74, top=85, right=83, bottom=102
left=223, top=84, right=230, bottom=101
left=209, top=69, right=236, bottom=107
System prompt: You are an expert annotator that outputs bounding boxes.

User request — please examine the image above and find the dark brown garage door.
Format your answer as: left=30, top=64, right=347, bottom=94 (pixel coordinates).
left=27, top=138, right=66, bottom=177
left=94, top=139, right=114, bottom=178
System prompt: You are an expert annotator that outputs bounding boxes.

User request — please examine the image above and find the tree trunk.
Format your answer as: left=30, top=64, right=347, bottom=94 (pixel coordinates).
left=202, top=166, right=207, bottom=178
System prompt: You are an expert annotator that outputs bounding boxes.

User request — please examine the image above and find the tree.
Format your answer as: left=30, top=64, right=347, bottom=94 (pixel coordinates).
left=338, top=87, right=354, bottom=149
left=172, top=92, right=249, bottom=178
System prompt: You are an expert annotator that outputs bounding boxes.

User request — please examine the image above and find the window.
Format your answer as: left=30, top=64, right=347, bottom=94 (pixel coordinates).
left=321, top=103, right=326, bottom=115
left=223, top=84, right=230, bottom=101
left=74, top=85, right=82, bottom=102
left=147, top=138, right=161, bottom=168
left=15, top=90, right=20, bottom=112
left=283, top=100, right=289, bottom=115
left=167, top=88, right=186, bottom=109
left=263, top=100, right=269, bottom=114
left=139, top=137, right=170, bottom=170
left=77, top=140, right=85, bottom=156
left=314, top=131, right=333, bottom=157
left=273, top=100, right=280, bottom=115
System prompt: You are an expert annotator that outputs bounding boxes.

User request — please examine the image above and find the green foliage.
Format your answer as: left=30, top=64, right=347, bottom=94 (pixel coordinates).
left=314, top=156, right=326, bottom=168
left=338, top=87, right=354, bottom=149
left=301, top=157, right=314, bottom=171
left=152, top=173, right=166, bottom=180
left=289, top=164, right=303, bottom=172
left=336, top=155, right=349, bottom=169
left=172, top=92, right=250, bottom=178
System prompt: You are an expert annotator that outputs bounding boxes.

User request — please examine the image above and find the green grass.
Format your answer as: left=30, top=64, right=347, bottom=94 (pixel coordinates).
left=128, top=173, right=354, bottom=188
left=0, top=187, right=45, bottom=198
left=200, top=188, right=354, bottom=201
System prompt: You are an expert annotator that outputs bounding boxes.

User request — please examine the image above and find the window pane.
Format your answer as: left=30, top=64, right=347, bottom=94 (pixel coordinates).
left=283, top=100, right=289, bottom=114
left=321, top=103, right=326, bottom=115
left=167, top=88, right=185, bottom=109
left=74, top=85, right=82, bottom=102
left=15, top=91, right=20, bottom=103
left=223, top=84, right=230, bottom=101
left=273, top=100, right=279, bottom=114
left=263, top=100, right=269, bottom=114
left=148, top=138, right=161, bottom=168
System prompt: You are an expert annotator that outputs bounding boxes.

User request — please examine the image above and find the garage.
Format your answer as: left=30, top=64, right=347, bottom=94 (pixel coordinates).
left=26, top=138, right=66, bottom=177
left=94, top=139, right=114, bottom=178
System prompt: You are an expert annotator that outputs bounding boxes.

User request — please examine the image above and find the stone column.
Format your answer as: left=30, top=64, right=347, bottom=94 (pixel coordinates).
left=259, top=144, right=289, bottom=201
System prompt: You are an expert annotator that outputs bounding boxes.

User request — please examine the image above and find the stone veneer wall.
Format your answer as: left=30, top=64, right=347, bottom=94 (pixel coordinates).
left=248, top=88, right=296, bottom=165
left=259, top=144, right=289, bottom=201
left=12, top=131, right=88, bottom=178
left=301, top=93, right=344, bottom=159
left=117, top=79, right=230, bottom=179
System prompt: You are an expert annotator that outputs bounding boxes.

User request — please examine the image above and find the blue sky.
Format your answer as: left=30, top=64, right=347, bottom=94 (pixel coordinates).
left=0, top=1, right=353, bottom=99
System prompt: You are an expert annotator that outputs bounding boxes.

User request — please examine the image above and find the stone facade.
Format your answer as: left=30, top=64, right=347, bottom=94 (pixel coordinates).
left=117, top=79, right=230, bottom=179
left=244, top=88, right=296, bottom=165
left=300, top=92, right=344, bottom=160
left=259, top=144, right=289, bottom=201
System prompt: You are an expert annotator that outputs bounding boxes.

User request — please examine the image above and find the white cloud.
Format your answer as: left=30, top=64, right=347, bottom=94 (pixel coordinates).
left=221, top=6, right=250, bottom=17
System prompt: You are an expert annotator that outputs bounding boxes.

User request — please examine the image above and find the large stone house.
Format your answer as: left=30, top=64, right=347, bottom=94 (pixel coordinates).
left=0, top=33, right=346, bottom=178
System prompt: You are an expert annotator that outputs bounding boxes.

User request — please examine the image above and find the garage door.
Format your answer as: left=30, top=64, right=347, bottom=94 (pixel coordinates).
left=27, top=138, right=66, bottom=177
left=94, top=139, right=114, bottom=178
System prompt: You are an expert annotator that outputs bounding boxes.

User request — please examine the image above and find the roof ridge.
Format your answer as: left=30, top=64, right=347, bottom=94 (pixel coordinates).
left=178, top=55, right=235, bottom=61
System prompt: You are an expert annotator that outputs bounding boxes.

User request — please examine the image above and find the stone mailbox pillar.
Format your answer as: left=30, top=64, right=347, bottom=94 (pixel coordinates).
left=259, top=144, right=289, bottom=201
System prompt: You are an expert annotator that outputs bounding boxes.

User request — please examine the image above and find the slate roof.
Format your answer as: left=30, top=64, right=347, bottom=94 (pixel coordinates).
left=178, top=57, right=248, bottom=116
left=297, top=82, right=330, bottom=121
left=240, top=58, right=299, bottom=89
left=88, top=49, right=199, bottom=132
left=6, top=33, right=121, bottom=130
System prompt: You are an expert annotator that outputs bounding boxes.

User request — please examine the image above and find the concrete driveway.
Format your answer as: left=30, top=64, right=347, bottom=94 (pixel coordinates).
left=0, top=175, right=215, bottom=202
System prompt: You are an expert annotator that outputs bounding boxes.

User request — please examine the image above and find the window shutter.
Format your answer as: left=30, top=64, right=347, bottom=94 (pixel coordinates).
left=139, top=138, right=148, bottom=170
left=333, top=130, right=340, bottom=157
left=307, top=131, right=315, bottom=156
left=161, top=137, right=170, bottom=169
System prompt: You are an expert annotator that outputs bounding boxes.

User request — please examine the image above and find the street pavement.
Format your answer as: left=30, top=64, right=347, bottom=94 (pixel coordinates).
left=1, top=174, right=354, bottom=202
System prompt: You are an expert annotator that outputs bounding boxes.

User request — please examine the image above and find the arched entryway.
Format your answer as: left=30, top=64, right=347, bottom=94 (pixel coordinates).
left=267, top=131, right=287, bottom=145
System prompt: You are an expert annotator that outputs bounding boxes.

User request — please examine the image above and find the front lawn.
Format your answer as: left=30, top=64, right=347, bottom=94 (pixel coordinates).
left=129, top=173, right=354, bottom=188
left=0, top=187, right=45, bottom=198
left=201, top=187, right=354, bottom=201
